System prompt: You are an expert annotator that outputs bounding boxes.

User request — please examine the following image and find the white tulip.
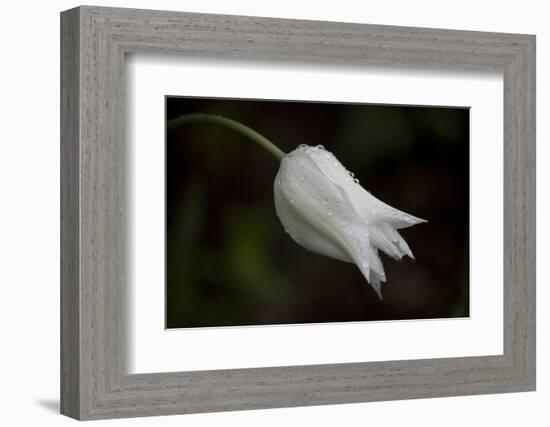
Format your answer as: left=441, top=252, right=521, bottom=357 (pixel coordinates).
left=274, top=144, right=426, bottom=299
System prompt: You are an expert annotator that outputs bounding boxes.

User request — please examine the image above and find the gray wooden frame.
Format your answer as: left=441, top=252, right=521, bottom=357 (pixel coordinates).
left=60, top=5, right=536, bottom=420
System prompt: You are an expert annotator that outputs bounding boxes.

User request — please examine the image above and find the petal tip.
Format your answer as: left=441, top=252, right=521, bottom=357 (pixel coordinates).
left=406, top=215, right=427, bottom=226
left=367, top=271, right=385, bottom=300
left=396, top=215, right=427, bottom=229
left=373, top=283, right=383, bottom=300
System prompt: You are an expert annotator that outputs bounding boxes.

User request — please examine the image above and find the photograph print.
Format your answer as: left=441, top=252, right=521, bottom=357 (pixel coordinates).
left=165, top=96, right=469, bottom=329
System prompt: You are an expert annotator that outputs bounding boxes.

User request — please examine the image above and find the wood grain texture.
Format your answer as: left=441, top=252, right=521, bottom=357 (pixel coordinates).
left=60, top=5, right=536, bottom=420
left=60, top=7, right=80, bottom=419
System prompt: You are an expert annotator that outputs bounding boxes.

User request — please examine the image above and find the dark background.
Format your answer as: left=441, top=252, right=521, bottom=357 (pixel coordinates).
left=166, top=96, right=469, bottom=329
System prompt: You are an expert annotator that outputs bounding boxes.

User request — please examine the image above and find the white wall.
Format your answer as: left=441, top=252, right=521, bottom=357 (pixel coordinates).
left=0, top=0, right=546, bottom=425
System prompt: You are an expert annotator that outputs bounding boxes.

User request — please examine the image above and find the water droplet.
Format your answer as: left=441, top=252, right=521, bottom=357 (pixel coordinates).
left=290, top=199, right=295, bottom=204
left=316, top=144, right=325, bottom=149
left=323, top=197, right=329, bottom=205
left=327, top=211, right=333, bottom=216
left=353, top=178, right=360, bottom=184
left=340, top=217, right=350, bottom=227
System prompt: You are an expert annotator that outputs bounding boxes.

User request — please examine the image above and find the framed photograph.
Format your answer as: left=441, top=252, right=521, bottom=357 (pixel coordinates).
left=60, top=6, right=536, bottom=420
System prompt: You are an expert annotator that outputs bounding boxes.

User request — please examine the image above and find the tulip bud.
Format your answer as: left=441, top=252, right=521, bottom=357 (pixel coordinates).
left=274, top=145, right=426, bottom=299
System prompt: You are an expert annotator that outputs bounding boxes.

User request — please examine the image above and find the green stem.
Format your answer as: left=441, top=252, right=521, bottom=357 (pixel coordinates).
left=167, top=113, right=285, bottom=161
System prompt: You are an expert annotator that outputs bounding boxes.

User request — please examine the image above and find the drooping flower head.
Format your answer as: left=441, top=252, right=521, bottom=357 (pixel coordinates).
left=168, top=114, right=426, bottom=300
left=274, top=144, right=426, bottom=299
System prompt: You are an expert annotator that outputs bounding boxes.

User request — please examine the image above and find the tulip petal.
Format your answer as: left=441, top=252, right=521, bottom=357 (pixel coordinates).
left=274, top=180, right=352, bottom=263
left=301, top=146, right=426, bottom=229
left=274, top=150, right=357, bottom=263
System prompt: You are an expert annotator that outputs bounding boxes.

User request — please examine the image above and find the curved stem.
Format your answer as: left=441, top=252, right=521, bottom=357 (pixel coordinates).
left=167, top=113, right=285, bottom=160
